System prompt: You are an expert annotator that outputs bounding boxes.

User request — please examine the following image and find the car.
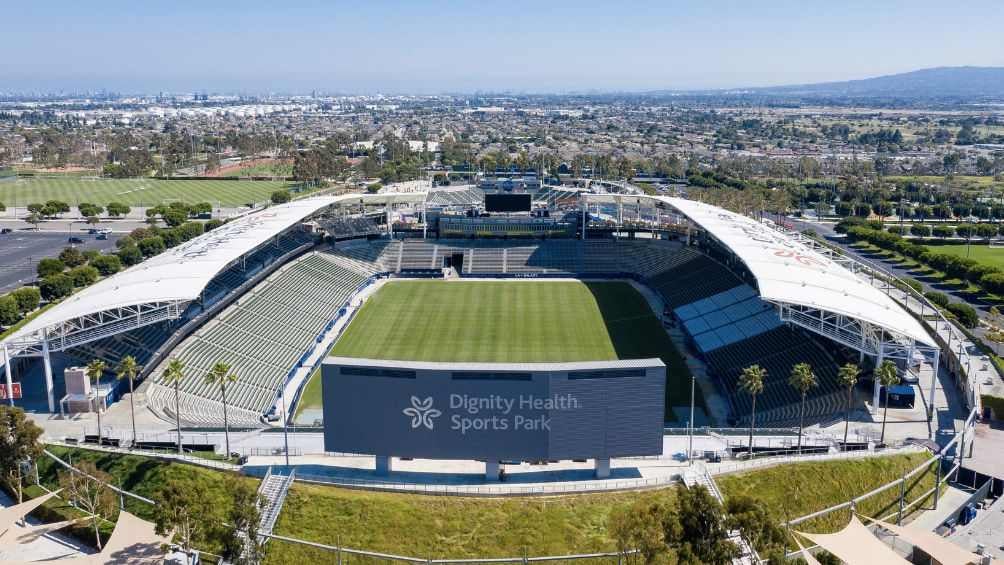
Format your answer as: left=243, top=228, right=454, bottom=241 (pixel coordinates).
left=0, top=228, right=12, bottom=234
left=96, top=233, right=108, bottom=240
left=68, top=236, right=84, bottom=244
left=87, top=228, right=100, bottom=234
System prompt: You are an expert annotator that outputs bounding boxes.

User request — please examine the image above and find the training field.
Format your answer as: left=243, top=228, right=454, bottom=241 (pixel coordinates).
left=0, top=177, right=296, bottom=207
left=311, top=279, right=699, bottom=415
left=928, top=244, right=1004, bottom=270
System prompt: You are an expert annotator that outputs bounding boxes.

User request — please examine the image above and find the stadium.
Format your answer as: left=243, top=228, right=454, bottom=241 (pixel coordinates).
left=0, top=185, right=980, bottom=480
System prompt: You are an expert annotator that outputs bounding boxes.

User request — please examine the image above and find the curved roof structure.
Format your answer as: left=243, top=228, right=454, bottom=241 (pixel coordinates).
left=0, top=192, right=426, bottom=353
left=585, top=194, right=935, bottom=347
left=663, top=197, right=934, bottom=346
left=1, top=191, right=933, bottom=356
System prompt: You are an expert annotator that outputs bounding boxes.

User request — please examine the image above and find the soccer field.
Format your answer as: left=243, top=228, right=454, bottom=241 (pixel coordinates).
left=0, top=177, right=297, bottom=207
left=313, top=279, right=700, bottom=415
left=928, top=244, right=1004, bottom=270
left=333, top=280, right=618, bottom=362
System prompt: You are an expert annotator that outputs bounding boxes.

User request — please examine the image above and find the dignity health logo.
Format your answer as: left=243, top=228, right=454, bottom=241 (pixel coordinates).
left=403, top=396, right=442, bottom=430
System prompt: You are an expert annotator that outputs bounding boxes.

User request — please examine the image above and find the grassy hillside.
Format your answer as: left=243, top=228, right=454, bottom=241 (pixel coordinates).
left=25, top=446, right=256, bottom=552
left=12, top=447, right=934, bottom=560
left=717, top=451, right=938, bottom=533
left=265, top=452, right=935, bottom=563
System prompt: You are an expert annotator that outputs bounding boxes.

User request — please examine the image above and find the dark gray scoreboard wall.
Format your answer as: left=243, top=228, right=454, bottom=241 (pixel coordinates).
left=322, top=357, right=665, bottom=461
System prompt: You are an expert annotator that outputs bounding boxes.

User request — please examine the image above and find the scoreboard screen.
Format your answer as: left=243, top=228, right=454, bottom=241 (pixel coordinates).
left=485, top=193, right=531, bottom=213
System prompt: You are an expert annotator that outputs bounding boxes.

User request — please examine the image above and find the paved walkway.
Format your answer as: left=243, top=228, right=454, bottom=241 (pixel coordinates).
left=0, top=490, right=91, bottom=561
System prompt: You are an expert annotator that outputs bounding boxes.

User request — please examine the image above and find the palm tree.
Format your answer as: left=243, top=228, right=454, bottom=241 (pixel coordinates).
left=876, top=360, right=901, bottom=445
left=205, top=362, right=238, bottom=458
left=788, top=363, right=818, bottom=455
left=738, top=365, right=766, bottom=460
left=116, top=355, right=141, bottom=445
left=162, top=358, right=186, bottom=454
left=85, top=359, right=107, bottom=444
left=837, top=363, right=861, bottom=449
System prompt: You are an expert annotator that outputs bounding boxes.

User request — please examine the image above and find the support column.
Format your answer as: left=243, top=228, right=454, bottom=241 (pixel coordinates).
left=3, top=344, right=13, bottom=407
left=485, top=460, right=500, bottom=482
left=581, top=205, right=587, bottom=240
left=929, top=349, right=940, bottom=427
left=872, top=340, right=884, bottom=413
left=375, top=455, right=393, bottom=476
left=595, top=458, right=611, bottom=479
left=42, top=340, right=55, bottom=413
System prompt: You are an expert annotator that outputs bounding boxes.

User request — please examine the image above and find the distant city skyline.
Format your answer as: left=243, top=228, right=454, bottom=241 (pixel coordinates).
left=6, top=0, right=1004, bottom=94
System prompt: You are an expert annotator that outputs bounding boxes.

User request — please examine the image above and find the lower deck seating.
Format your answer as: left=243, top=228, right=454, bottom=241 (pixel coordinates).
left=148, top=250, right=374, bottom=426
left=703, top=326, right=844, bottom=424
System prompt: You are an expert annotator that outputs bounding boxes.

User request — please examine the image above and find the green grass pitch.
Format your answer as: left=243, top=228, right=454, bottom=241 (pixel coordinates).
left=0, top=177, right=297, bottom=207
left=927, top=244, right=1004, bottom=270
left=297, top=279, right=701, bottom=417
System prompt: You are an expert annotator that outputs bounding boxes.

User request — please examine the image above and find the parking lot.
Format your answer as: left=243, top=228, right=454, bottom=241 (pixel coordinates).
left=0, top=229, right=121, bottom=293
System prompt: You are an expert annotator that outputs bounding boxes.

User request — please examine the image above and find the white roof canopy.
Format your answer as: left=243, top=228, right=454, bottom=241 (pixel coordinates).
left=658, top=197, right=934, bottom=347
left=0, top=193, right=425, bottom=351
left=584, top=193, right=932, bottom=346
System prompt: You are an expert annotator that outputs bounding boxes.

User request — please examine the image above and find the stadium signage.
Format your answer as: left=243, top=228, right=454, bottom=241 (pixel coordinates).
left=323, top=357, right=666, bottom=461
left=443, top=393, right=580, bottom=434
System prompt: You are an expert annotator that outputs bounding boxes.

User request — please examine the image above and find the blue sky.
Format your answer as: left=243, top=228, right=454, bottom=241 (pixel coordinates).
left=6, top=0, right=1003, bottom=93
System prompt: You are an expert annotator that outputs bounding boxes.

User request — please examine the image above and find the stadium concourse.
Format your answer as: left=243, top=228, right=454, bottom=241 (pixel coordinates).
left=0, top=191, right=970, bottom=457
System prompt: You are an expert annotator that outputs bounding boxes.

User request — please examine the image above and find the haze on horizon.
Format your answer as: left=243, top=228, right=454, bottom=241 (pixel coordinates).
left=6, top=0, right=1004, bottom=94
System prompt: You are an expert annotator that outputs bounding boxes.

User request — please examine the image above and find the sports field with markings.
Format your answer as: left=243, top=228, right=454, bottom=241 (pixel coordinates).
left=0, top=177, right=297, bottom=207
left=296, top=280, right=700, bottom=418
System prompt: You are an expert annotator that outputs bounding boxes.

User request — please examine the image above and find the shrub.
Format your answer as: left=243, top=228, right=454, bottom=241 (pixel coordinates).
left=138, top=236, right=165, bottom=257
left=10, top=287, right=41, bottom=313
left=270, top=189, right=291, bottom=204
left=89, top=254, right=122, bottom=276
left=0, top=295, right=19, bottom=326
left=981, top=272, right=1004, bottom=296
left=106, top=202, right=130, bottom=217
left=162, top=209, right=187, bottom=227
left=977, top=224, right=998, bottom=238
left=78, top=202, right=103, bottom=217
left=204, top=219, right=224, bottom=232
left=39, top=274, right=74, bottom=301
left=68, top=265, right=99, bottom=287
left=966, top=263, right=999, bottom=284
left=36, top=258, right=66, bottom=278
left=946, top=302, right=979, bottom=328
left=160, top=228, right=183, bottom=248
left=117, top=245, right=143, bottom=266
left=910, top=224, right=931, bottom=237
left=179, top=222, right=204, bottom=240
left=955, top=224, right=977, bottom=238
left=58, top=247, right=86, bottom=268
left=924, top=291, right=950, bottom=308
left=932, top=225, right=955, bottom=238
left=887, top=226, right=907, bottom=235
